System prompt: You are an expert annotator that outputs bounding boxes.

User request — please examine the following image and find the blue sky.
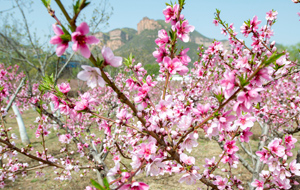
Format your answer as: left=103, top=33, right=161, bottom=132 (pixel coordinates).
left=1, top=0, right=300, bottom=46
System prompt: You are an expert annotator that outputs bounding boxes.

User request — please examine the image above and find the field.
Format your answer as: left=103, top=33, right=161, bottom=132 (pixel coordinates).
left=3, top=108, right=300, bottom=190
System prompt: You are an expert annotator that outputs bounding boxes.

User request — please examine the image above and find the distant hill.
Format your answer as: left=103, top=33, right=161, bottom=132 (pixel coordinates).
left=94, top=17, right=230, bottom=66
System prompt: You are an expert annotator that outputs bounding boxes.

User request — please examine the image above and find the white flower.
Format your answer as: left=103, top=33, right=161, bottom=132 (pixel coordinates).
left=77, top=65, right=105, bottom=88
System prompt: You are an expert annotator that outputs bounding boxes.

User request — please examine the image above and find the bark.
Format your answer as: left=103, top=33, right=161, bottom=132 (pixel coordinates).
left=12, top=103, right=30, bottom=145
left=291, top=150, right=300, bottom=190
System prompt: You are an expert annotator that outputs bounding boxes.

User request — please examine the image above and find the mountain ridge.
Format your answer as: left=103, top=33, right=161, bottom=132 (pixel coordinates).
left=94, top=17, right=230, bottom=65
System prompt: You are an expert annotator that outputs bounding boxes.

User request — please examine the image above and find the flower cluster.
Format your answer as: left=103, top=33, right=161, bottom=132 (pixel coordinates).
left=50, top=22, right=100, bottom=58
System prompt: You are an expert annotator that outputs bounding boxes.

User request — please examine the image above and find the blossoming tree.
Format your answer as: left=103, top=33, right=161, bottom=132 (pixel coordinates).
left=0, top=0, right=300, bottom=190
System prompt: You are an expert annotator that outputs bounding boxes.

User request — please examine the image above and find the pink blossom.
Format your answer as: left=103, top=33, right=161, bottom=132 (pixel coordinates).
left=58, top=83, right=71, bottom=94
left=251, top=179, right=264, bottom=190
left=224, top=140, right=239, bottom=155
left=213, top=176, right=228, bottom=190
left=163, top=4, right=179, bottom=23
left=146, top=75, right=157, bottom=87
left=163, top=57, right=188, bottom=75
left=155, top=29, right=169, bottom=46
left=107, top=162, right=120, bottom=176
left=145, top=157, right=165, bottom=176
left=220, top=71, right=236, bottom=99
left=289, top=160, right=300, bottom=175
left=71, top=22, right=100, bottom=58
left=74, top=99, right=89, bottom=111
left=116, top=108, right=132, bottom=124
left=174, top=20, right=195, bottom=43
left=119, top=182, right=149, bottom=190
left=153, top=46, right=169, bottom=63
left=240, top=127, right=253, bottom=143
left=206, top=122, right=219, bottom=139
left=193, top=103, right=210, bottom=116
left=138, top=142, right=157, bottom=160
left=235, top=86, right=264, bottom=110
left=204, top=157, right=216, bottom=168
left=268, top=138, right=285, bottom=157
left=77, top=65, right=105, bottom=88
left=102, top=46, right=122, bottom=67
left=284, top=135, right=297, bottom=150
left=251, top=68, right=272, bottom=86
left=59, top=134, right=72, bottom=144
left=256, top=149, right=270, bottom=162
left=113, top=155, right=120, bottom=163
left=265, top=10, right=278, bottom=21
left=234, top=114, right=256, bottom=130
left=250, top=16, right=262, bottom=32
left=218, top=110, right=236, bottom=131
left=58, top=101, right=70, bottom=115
left=85, top=186, right=97, bottom=190
left=274, top=166, right=291, bottom=180
left=181, top=134, right=198, bottom=153
left=213, top=19, right=219, bottom=26
left=50, top=24, right=69, bottom=57
left=178, top=171, right=201, bottom=185
left=177, top=48, right=191, bottom=65
left=180, top=153, right=195, bottom=165
left=178, top=115, right=193, bottom=131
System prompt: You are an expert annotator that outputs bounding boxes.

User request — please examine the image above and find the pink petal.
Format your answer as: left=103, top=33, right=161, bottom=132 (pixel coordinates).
left=81, top=65, right=93, bottom=71
left=79, top=44, right=91, bottom=58
left=110, top=56, right=122, bottom=67
left=181, top=34, right=189, bottom=43
left=76, top=22, right=89, bottom=35
left=50, top=36, right=62, bottom=45
left=94, top=67, right=102, bottom=76
left=177, top=66, right=189, bottom=75
left=56, top=43, right=68, bottom=57
left=102, top=46, right=114, bottom=61
left=97, top=76, right=105, bottom=87
left=77, top=70, right=89, bottom=81
left=71, top=32, right=81, bottom=42
left=86, top=36, right=100, bottom=44
left=187, top=25, right=195, bottom=33
left=52, top=24, right=64, bottom=36
left=72, top=41, right=79, bottom=52
left=88, top=76, right=97, bottom=88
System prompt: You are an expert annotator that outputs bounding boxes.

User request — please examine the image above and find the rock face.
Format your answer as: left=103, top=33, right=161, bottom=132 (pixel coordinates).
left=94, top=16, right=229, bottom=51
left=95, top=29, right=134, bottom=50
left=137, top=17, right=161, bottom=34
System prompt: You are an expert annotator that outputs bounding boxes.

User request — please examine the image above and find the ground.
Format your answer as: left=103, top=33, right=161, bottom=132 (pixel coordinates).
left=2, top=109, right=300, bottom=190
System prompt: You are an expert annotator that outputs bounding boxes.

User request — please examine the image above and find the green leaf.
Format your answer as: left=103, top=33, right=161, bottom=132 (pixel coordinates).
left=90, top=179, right=105, bottom=190
left=238, top=73, right=249, bottom=87
left=124, top=53, right=134, bottom=67
left=60, top=34, right=71, bottom=41
left=41, top=0, right=48, bottom=7
left=83, top=1, right=91, bottom=9
left=263, top=52, right=285, bottom=66
left=35, top=107, right=41, bottom=115
left=131, top=76, right=138, bottom=82
left=103, top=178, right=109, bottom=188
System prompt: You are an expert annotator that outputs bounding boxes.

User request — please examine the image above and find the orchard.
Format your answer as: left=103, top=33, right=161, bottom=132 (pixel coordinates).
left=0, top=0, right=300, bottom=190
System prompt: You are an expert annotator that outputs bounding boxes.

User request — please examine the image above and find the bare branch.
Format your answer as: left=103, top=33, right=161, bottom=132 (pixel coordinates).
left=54, top=52, right=76, bottom=84
left=238, top=138, right=257, bottom=161
left=5, top=77, right=26, bottom=112
left=14, top=0, right=43, bottom=67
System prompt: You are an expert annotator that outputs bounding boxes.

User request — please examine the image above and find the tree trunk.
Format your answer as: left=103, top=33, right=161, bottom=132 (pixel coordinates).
left=249, top=122, right=269, bottom=190
left=12, top=103, right=30, bottom=145
left=49, top=102, right=61, bottom=118
left=291, top=150, right=300, bottom=190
